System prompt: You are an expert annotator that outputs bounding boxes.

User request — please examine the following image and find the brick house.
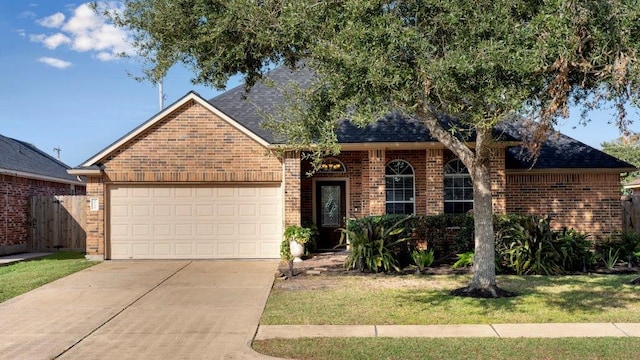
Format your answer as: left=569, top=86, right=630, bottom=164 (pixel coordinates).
left=1, top=134, right=85, bottom=255
left=69, top=66, right=635, bottom=260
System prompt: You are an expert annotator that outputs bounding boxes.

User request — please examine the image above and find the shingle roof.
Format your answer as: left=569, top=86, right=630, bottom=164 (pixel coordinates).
left=210, top=65, right=314, bottom=143
left=504, top=127, right=635, bottom=170
left=0, top=134, right=81, bottom=183
left=210, top=65, right=633, bottom=171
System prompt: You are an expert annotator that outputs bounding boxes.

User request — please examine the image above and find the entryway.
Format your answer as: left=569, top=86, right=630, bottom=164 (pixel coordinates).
left=314, top=180, right=347, bottom=249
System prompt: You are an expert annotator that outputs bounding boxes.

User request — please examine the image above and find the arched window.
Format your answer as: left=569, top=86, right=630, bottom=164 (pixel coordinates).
left=385, top=160, right=415, bottom=215
left=444, top=159, right=473, bottom=214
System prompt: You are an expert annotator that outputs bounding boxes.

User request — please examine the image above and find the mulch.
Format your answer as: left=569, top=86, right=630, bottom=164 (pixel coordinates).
left=278, top=251, right=640, bottom=280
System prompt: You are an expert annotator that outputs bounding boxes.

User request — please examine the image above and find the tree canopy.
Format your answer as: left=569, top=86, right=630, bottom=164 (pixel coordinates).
left=602, top=134, right=640, bottom=188
left=104, top=0, right=640, bottom=296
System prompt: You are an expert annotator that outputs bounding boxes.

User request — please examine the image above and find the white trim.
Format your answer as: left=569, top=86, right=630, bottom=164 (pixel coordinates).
left=67, top=168, right=102, bottom=176
left=81, top=92, right=271, bottom=167
left=0, top=168, right=83, bottom=186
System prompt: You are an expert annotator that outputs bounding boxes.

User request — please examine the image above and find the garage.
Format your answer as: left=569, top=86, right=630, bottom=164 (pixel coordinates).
left=108, top=184, right=282, bottom=259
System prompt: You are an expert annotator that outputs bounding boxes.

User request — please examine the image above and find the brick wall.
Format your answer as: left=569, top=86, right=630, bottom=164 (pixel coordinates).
left=101, top=100, right=282, bottom=182
left=425, top=148, right=444, bottom=214
left=298, top=149, right=621, bottom=241
left=86, top=100, right=283, bottom=259
left=84, top=177, right=104, bottom=258
left=284, top=152, right=301, bottom=226
left=368, top=150, right=386, bottom=215
left=0, top=174, right=84, bottom=255
left=506, top=172, right=622, bottom=239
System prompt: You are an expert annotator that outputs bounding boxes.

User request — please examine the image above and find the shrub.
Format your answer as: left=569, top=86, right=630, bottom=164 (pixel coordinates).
left=451, top=251, right=474, bottom=269
left=495, top=215, right=563, bottom=275
left=599, top=248, right=621, bottom=270
left=411, top=249, right=435, bottom=274
left=619, top=231, right=640, bottom=266
left=557, top=229, right=595, bottom=272
left=595, top=231, right=640, bottom=268
left=339, top=216, right=411, bottom=273
left=411, top=214, right=474, bottom=261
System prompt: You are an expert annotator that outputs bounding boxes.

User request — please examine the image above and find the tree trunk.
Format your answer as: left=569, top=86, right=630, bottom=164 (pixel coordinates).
left=418, top=108, right=514, bottom=297
left=469, top=153, right=497, bottom=290
left=449, top=126, right=516, bottom=298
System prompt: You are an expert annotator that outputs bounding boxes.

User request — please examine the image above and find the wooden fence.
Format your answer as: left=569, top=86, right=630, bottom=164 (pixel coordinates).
left=622, top=194, right=640, bottom=233
left=28, top=195, right=87, bottom=252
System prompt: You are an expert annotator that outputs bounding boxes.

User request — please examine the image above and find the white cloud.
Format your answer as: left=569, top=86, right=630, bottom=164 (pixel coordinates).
left=19, top=11, right=37, bottom=19
left=30, top=32, right=72, bottom=49
left=29, top=2, right=134, bottom=62
left=38, top=57, right=72, bottom=69
left=37, top=12, right=65, bottom=28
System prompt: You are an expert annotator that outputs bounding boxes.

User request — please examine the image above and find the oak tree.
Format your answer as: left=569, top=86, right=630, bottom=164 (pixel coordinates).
left=103, top=0, right=640, bottom=297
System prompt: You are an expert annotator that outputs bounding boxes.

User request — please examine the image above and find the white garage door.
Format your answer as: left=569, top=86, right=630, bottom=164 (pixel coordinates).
left=109, top=185, right=282, bottom=259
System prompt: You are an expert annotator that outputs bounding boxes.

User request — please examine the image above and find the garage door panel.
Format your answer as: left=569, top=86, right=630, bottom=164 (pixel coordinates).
left=110, top=185, right=282, bottom=259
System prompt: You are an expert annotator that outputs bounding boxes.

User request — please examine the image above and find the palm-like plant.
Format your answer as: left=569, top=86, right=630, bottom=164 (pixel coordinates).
left=338, top=216, right=411, bottom=273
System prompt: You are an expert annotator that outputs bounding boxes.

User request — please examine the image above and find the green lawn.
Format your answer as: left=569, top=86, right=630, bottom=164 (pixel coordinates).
left=0, top=252, right=98, bottom=303
left=255, top=274, right=640, bottom=359
left=253, top=337, right=640, bottom=360
left=261, top=274, right=640, bottom=325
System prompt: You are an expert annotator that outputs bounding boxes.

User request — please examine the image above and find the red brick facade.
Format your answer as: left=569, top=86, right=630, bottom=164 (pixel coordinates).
left=1, top=174, right=83, bottom=255
left=78, top=96, right=626, bottom=258
left=506, top=172, right=622, bottom=239
left=299, top=148, right=621, bottom=239
left=83, top=99, right=283, bottom=259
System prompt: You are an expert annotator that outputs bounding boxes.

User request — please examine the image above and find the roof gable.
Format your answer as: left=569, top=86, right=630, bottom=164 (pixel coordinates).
left=78, top=92, right=271, bottom=168
left=0, top=134, right=81, bottom=184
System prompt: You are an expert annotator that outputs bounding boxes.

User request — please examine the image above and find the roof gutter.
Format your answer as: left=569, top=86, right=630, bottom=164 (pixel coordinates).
left=269, top=141, right=522, bottom=151
left=67, top=168, right=103, bottom=176
left=0, top=168, right=84, bottom=186
left=506, top=167, right=637, bottom=175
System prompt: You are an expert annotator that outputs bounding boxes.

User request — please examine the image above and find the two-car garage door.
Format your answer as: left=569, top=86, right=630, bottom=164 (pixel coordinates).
left=109, top=185, right=282, bottom=259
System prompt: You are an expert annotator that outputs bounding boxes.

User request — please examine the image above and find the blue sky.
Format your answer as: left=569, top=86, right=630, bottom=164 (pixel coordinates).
left=1, top=1, right=638, bottom=168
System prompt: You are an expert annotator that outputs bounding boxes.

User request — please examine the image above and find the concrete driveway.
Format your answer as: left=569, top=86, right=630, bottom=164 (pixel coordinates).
left=0, top=260, right=279, bottom=360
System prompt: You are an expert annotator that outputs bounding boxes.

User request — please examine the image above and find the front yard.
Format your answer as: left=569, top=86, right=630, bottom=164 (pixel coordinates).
left=0, top=252, right=97, bottom=303
left=254, top=272, right=640, bottom=359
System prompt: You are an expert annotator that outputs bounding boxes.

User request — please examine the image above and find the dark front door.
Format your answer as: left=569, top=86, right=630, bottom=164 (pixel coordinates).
left=315, top=181, right=346, bottom=250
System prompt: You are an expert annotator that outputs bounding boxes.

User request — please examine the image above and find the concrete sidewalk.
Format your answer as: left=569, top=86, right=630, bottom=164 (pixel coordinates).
left=0, top=252, right=52, bottom=266
left=255, top=323, right=640, bottom=340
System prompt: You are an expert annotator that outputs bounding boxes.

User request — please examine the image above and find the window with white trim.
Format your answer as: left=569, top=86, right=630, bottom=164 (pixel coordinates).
left=444, top=159, right=473, bottom=214
left=385, top=160, right=415, bottom=215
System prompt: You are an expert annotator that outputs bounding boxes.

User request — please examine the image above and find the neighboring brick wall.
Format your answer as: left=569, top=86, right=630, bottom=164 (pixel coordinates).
left=506, top=172, right=622, bottom=239
left=0, top=174, right=84, bottom=255
left=101, top=100, right=282, bottom=182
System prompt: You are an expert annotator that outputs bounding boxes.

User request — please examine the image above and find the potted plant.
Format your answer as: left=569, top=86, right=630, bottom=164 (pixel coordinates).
left=283, top=225, right=312, bottom=262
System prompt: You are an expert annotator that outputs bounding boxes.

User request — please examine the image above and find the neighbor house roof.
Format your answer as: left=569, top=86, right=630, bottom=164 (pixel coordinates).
left=0, top=134, right=83, bottom=185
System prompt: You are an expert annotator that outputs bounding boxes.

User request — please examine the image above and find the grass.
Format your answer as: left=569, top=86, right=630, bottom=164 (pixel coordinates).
left=253, top=337, right=640, bottom=360
left=260, top=274, right=640, bottom=325
left=0, top=252, right=97, bottom=303
left=256, top=274, right=640, bottom=359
